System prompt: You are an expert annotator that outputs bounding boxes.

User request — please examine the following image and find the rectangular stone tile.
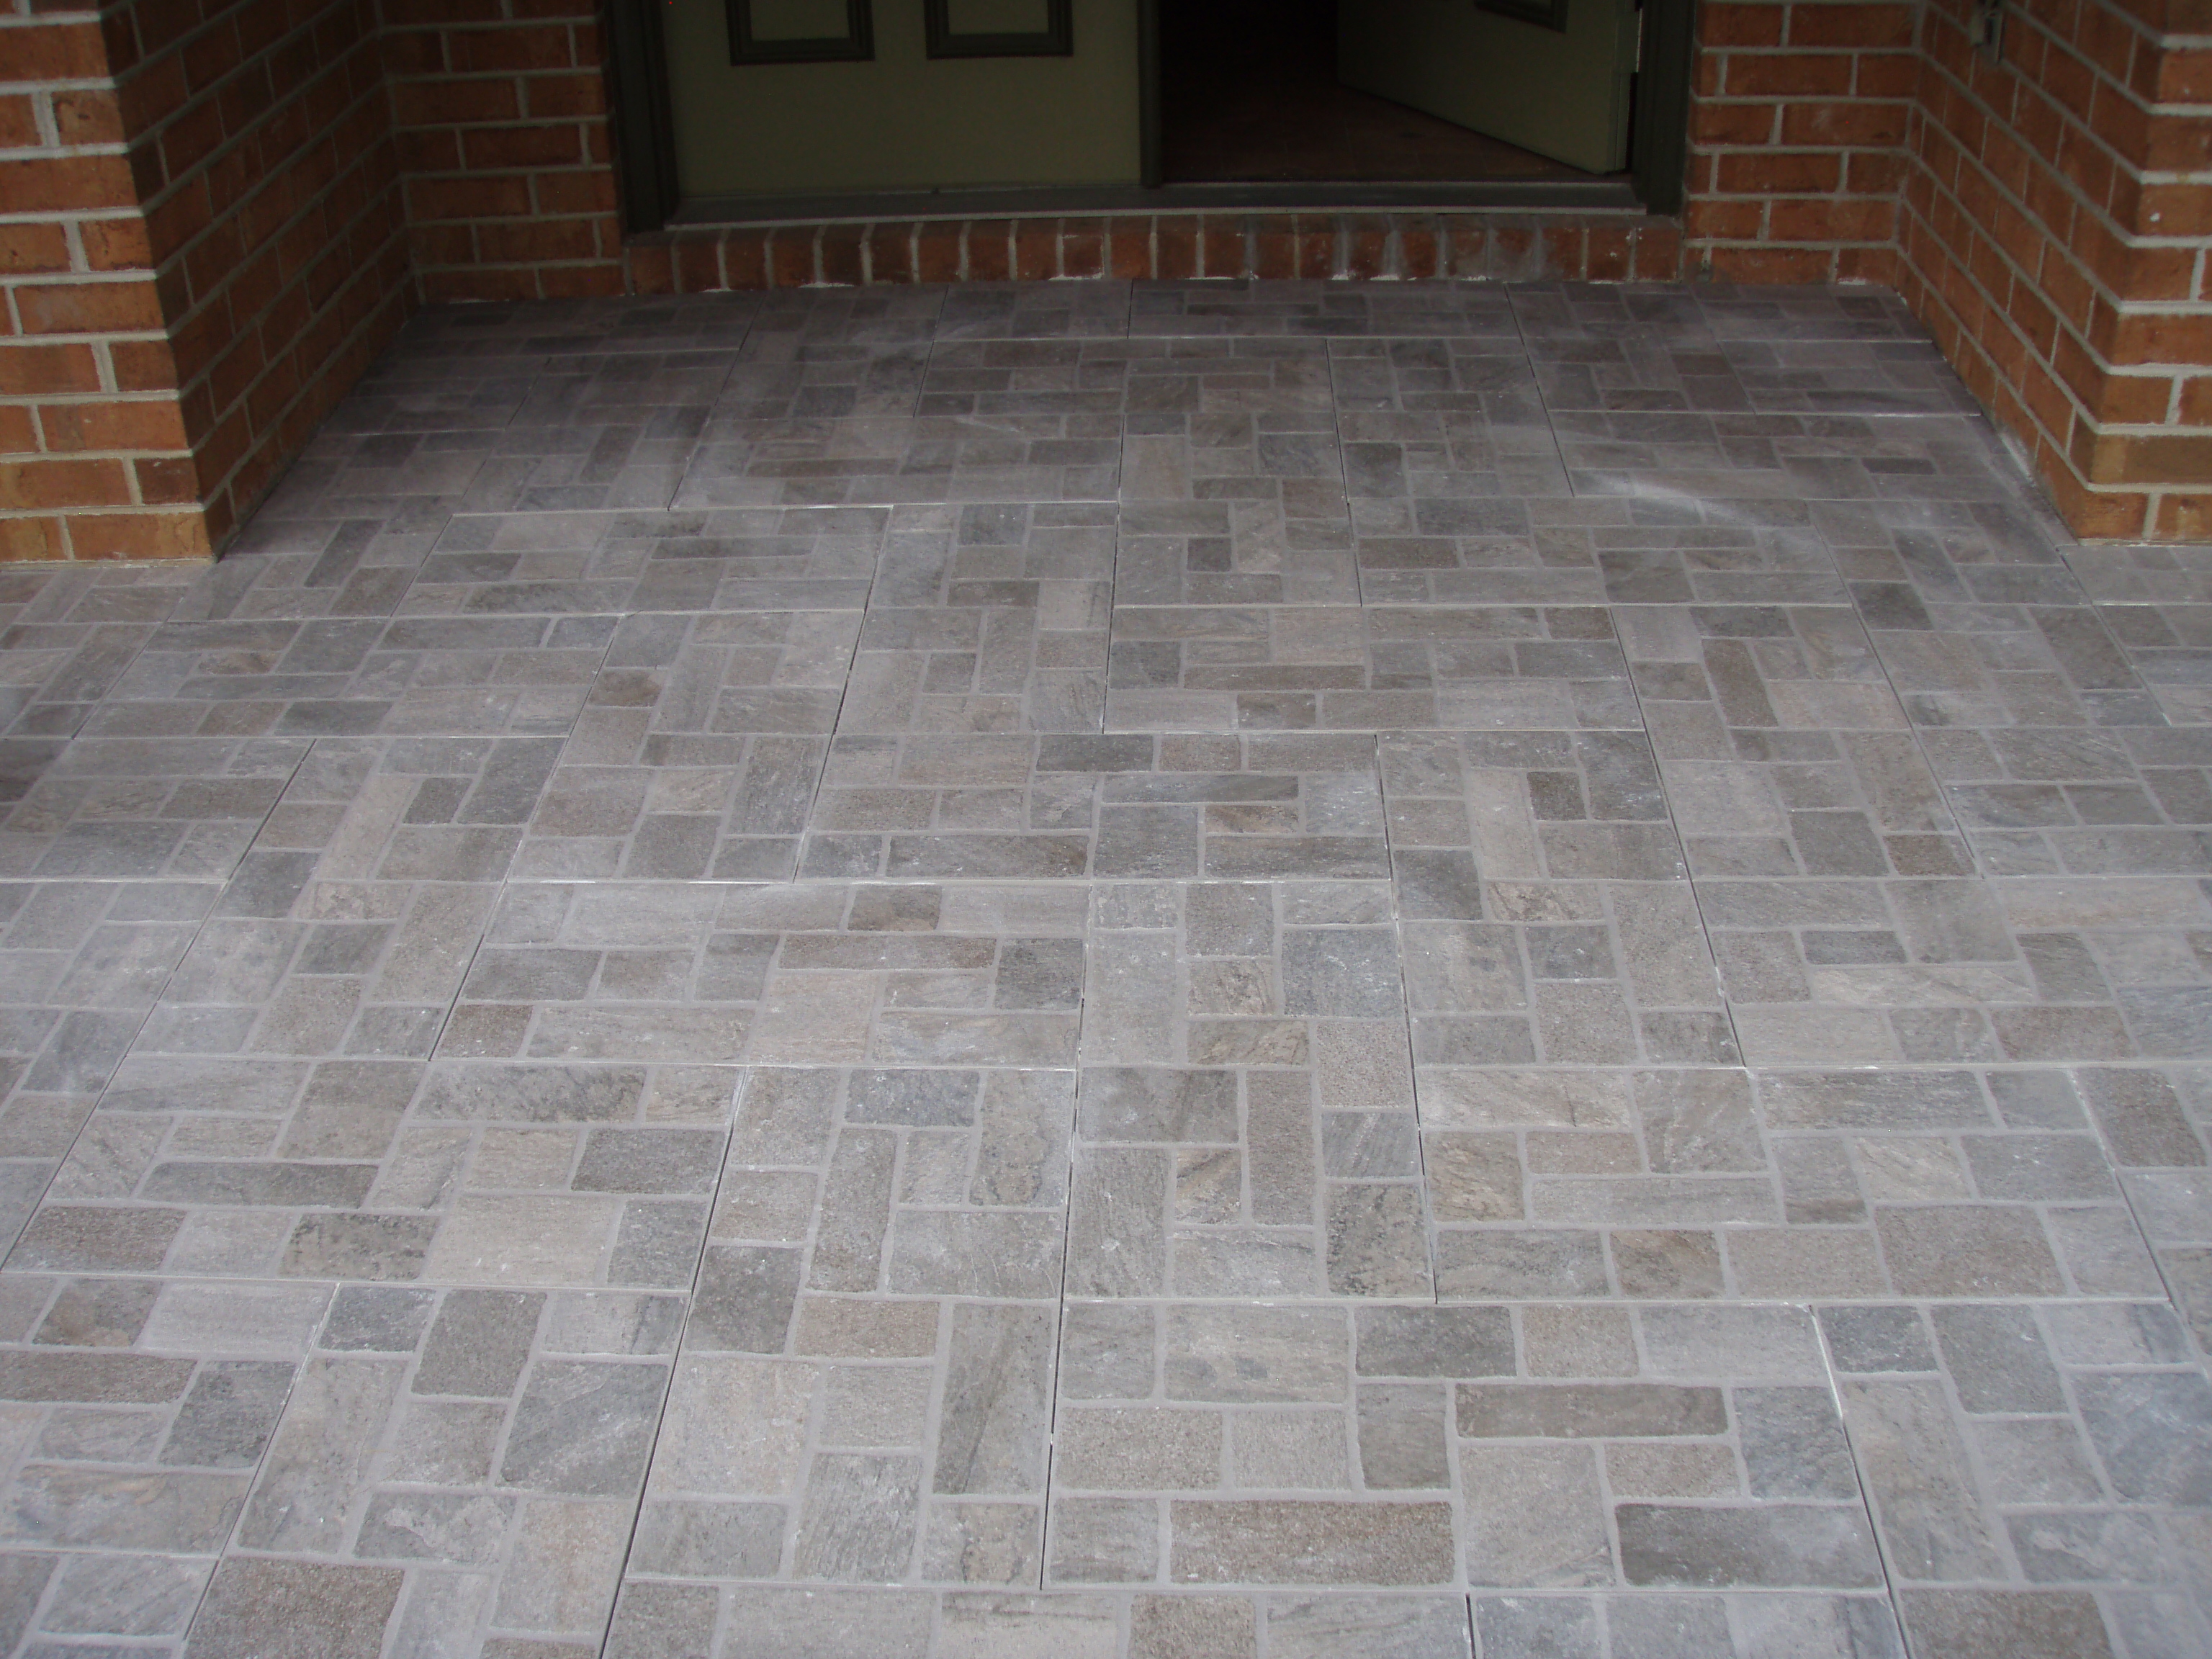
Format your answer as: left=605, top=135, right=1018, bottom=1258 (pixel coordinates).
left=430, top=881, right=1086, bottom=1076
left=0, top=584, right=198, bottom=755
left=1115, top=498, right=1358, bottom=609
left=716, top=1070, right=1070, bottom=1309
left=0, top=878, right=228, bottom=1254
left=0, top=733, right=307, bottom=884
left=804, top=732, right=1387, bottom=886
left=1166, top=1501, right=1455, bottom=1586
left=109, top=606, right=618, bottom=739
left=1109, top=607, right=1636, bottom=734
left=1614, top=1503, right=1884, bottom=1589
left=600, top=505, right=889, bottom=612
left=1380, top=728, right=1694, bottom=887
left=0, top=1274, right=332, bottom=1646
left=673, top=414, right=1119, bottom=509
left=1264, top=1592, right=1472, bottom=1658
left=25, top=1044, right=731, bottom=1286
left=639, top=1295, right=1052, bottom=1589
left=516, top=608, right=860, bottom=878
left=1129, top=281, right=1519, bottom=341
left=715, top=340, right=930, bottom=420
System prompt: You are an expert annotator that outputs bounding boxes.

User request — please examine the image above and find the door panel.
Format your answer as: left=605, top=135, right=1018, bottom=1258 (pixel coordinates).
left=1338, top=0, right=1637, bottom=174
left=665, top=0, right=1141, bottom=197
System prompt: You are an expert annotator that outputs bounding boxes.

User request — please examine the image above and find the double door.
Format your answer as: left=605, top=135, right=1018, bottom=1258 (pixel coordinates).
left=662, top=0, right=1638, bottom=197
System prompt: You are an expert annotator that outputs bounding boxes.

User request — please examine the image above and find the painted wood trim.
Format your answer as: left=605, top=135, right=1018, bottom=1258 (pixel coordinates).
left=728, top=0, right=876, bottom=63
left=606, top=0, right=683, bottom=231
left=1138, top=0, right=1161, bottom=186
left=1477, top=0, right=1569, bottom=35
left=1629, top=0, right=1693, bottom=215
left=923, top=0, right=1074, bottom=58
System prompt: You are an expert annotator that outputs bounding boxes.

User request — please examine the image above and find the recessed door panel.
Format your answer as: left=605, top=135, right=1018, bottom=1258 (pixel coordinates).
left=666, top=0, right=1141, bottom=197
left=1338, top=0, right=1637, bottom=174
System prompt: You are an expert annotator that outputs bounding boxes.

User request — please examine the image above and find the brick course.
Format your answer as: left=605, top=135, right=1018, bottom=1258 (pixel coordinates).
left=624, top=213, right=1688, bottom=292
left=384, top=0, right=624, bottom=300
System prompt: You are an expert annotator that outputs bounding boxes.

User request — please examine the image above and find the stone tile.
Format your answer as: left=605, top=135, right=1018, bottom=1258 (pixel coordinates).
left=9, top=282, right=2211, bottom=1653
left=1074, top=881, right=1426, bottom=1300
left=674, top=413, right=1119, bottom=509
left=186, top=1557, right=405, bottom=1658
left=1109, top=607, right=1636, bottom=734
left=1167, top=1500, right=1455, bottom=1585
left=202, top=1282, right=681, bottom=1653
left=803, top=732, right=1388, bottom=883
left=840, top=502, right=1113, bottom=735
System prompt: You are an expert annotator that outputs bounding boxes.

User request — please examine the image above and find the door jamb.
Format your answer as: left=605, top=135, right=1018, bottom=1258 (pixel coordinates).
left=606, top=0, right=683, bottom=233
left=1138, top=0, right=1162, bottom=187
left=1629, top=0, right=1694, bottom=215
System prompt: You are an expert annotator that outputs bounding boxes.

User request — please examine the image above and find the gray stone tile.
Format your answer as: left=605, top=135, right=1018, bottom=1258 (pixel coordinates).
left=804, top=732, right=1388, bottom=884
left=675, top=414, right=1118, bottom=509
left=10, top=284, right=2212, bottom=1653
left=1074, top=882, right=1425, bottom=1301
left=186, top=1557, right=405, bottom=1658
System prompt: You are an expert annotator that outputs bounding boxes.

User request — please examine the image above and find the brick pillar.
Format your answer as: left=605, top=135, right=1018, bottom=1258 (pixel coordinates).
left=1, top=0, right=198, bottom=560
left=1, top=0, right=413, bottom=562
left=125, top=0, right=414, bottom=550
left=1899, top=0, right=2212, bottom=539
left=385, top=0, right=626, bottom=302
left=1683, top=0, right=1917, bottom=282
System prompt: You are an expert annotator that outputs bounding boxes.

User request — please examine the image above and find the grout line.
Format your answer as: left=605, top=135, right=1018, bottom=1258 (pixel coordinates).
left=1809, top=1308, right=1921, bottom=1659
left=586, top=1094, right=743, bottom=1659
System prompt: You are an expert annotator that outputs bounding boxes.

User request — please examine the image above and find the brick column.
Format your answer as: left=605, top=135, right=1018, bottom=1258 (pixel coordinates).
left=1, top=0, right=413, bottom=562
left=1683, top=0, right=1917, bottom=281
left=385, top=0, right=626, bottom=301
left=1899, top=0, right=2212, bottom=538
left=1, top=0, right=196, bottom=560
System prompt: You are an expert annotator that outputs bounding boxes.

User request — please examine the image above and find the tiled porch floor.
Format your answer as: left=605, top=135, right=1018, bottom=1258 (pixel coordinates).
left=0, top=280, right=2206, bottom=1658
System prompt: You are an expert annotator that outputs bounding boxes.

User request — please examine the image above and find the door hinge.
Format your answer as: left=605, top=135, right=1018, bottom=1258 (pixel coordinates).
left=1969, top=0, right=2005, bottom=63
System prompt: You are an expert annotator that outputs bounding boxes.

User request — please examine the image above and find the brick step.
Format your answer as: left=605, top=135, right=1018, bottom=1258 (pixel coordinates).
left=625, top=210, right=1686, bottom=290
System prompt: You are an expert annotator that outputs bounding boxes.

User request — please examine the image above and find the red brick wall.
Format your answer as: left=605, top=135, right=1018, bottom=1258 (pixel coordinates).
left=1896, top=0, right=2212, bottom=539
left=1, top=0, right=413, bottom=562
left=1, top=0, right=196, bottom=560
left=119, top=0, right=414, bottom=552
left=383, top=0, right=624, bottom=300
left=1682, top=0, right=1917, bottom=282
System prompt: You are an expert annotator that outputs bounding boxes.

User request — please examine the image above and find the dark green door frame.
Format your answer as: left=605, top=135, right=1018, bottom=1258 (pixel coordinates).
left=1630, top=0, right=1694, bottom=215
left=606, top=0, right=682, bottom=232
left=603, top=0, right=1696, bottom=230
left=1138, top=0, right=1161, bottom=187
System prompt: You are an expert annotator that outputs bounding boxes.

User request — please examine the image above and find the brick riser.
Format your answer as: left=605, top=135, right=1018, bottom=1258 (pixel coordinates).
left=624, top=212, right=1689, bottom=291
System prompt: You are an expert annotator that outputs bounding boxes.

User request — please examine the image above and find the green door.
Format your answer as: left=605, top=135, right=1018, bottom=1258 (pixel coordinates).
left=665, top=0, right=1143, bottom=197
left=1337, top=0, right=1638, bottom=174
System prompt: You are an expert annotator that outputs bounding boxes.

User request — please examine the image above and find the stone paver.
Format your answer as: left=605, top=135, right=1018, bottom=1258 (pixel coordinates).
left=0, top=279, right=2201, bottom=1656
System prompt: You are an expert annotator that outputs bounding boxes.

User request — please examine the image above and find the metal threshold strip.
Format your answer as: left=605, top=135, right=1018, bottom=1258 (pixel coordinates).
left=670, top=176, right=1644, bottom=228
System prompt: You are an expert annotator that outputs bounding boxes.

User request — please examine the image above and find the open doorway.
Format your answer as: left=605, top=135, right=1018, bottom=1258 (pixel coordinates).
left=1159, top=0, right=1624, bottom=184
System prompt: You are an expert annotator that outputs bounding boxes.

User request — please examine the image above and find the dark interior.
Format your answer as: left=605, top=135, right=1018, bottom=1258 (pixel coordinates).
left=1159, top=0, right=1591, bottom=183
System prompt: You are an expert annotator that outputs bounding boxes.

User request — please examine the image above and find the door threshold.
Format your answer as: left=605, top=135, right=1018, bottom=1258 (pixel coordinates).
left=670, top=177, right=1641, bottom=228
